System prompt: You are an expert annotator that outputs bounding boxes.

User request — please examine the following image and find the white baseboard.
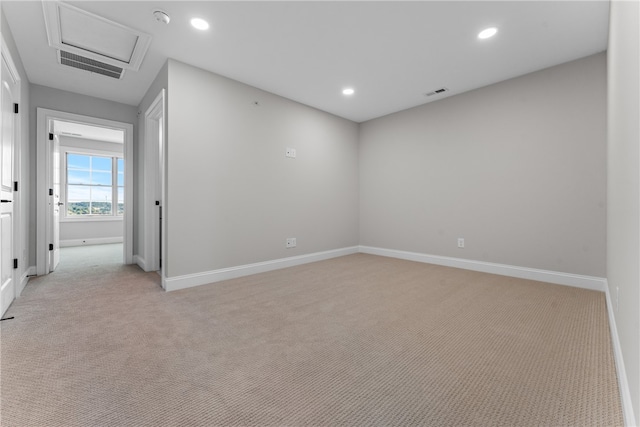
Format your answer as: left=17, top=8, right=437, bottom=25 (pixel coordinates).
left=164, top=246, right=359, bottom=292
left=358, top=246, right=607, bottom=292
left=604, top=281, right=637, bottom=427
left=134, top=255, right=147, bottom=272
left=16, top=267, right=31, bottom=297
left=60, top=237, right=123, bottom=247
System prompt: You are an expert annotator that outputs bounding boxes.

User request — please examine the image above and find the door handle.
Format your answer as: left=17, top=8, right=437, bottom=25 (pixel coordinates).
left=57, top=202, right=64, bottom=206
left=0, top=199, right=11, bottom=203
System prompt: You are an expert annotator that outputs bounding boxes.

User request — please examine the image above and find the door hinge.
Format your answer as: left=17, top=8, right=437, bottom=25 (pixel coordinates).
left=49, top=133, right=54, bottom=141
left=13, top=259, right=18, bottom=269
left=13, top=181, right=18, bottom=192
left=14, top=103, right=18, bottom=114
left=49, top=188, right=53, bottom=196
left=49, top=244, right=54, bottom=251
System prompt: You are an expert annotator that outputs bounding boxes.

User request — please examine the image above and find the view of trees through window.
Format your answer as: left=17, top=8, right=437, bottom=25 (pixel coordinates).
left=66, top=153, right=124, bottom=216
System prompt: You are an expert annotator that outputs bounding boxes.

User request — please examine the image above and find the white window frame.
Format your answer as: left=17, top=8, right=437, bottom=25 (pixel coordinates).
left=60, top=147, right=124, bottom=222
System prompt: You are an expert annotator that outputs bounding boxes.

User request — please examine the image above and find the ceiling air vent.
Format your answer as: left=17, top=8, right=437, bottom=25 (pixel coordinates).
left=43, top=0, right=151, bottom=77
left=59, top=51, right=124, bottom=79
left=424, top=88, right=449, bottom=97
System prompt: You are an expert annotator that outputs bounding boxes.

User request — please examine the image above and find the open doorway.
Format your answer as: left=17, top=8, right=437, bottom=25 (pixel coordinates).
left=36, top=109, right=133, bottom=275
left=55, top=120, right=124, bottom=268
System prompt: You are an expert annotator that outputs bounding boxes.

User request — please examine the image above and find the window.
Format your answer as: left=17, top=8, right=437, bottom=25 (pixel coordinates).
left=66, top=153, right=124, bottom=217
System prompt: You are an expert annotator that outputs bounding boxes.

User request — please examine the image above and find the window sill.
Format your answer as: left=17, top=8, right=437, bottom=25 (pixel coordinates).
left=61, top=216, right=124, bottom=223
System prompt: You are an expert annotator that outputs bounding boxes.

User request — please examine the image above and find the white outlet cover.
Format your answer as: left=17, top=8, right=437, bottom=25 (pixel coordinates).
left=285, top=147, right=296, bottom=158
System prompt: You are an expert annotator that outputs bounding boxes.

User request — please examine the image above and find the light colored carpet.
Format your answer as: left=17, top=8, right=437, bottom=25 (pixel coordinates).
left=0, top=253, right=623, bottom=426
left=58, top=243, right=124, bottom=270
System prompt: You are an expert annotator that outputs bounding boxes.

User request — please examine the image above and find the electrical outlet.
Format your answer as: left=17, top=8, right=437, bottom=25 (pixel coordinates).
left=457, top=238, right=465, bottom=248
left=285, top=147, right=296, bottom=158
left=286, top=238, right=297, bottom=248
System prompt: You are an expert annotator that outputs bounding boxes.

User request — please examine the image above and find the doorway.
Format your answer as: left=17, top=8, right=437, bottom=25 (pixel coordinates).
left=36, top=109, right=133, bottom=276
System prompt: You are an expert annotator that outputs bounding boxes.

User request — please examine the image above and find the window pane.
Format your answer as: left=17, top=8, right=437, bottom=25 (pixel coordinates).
left=117, top=158, right=125, bottom=186
left=67, top=185, right=90, bottom=202
left=67, top=154, right=90, bottom=170
left=91, top=186, right=112, bottom=202
left=91, top=156, right=112, bottom=172
left=68, top=170, right=91, bottom=185
left=91, top=186, right=112, bottom=215
left=91, top=171, right=112, bottom=186
left=67, top=185, right=90, bottom=216
left=117, top=187, right=124, bottom=215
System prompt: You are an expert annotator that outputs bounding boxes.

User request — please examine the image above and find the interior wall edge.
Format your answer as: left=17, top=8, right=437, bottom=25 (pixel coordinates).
left=604, top=281, right=637, bottom=427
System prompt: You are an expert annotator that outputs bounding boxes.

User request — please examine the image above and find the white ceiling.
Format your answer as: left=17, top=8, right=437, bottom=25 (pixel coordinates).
left=2, top=1, right=609, bottom=123
left=53, top=120, right=124, bottom=143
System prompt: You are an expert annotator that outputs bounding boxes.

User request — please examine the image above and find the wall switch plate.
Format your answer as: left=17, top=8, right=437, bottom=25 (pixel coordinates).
left=286, top=238, right=297, bottom=248
left=285, top=148, right=296, bottom=158
left=457, top=238, right=465, bottom=248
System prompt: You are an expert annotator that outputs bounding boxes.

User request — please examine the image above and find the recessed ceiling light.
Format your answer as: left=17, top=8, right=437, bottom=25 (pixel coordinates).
left=478, top=27, right=498, bottom=39
left=191, top=18, right=209, bottom=31
left=342, top=88, right=355, bottom=95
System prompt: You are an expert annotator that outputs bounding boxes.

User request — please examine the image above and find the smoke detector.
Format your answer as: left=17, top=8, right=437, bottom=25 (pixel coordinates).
left=153, top=10, right=171, bottom=25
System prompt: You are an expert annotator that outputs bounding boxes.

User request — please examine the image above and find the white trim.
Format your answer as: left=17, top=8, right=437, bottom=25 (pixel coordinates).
left=16, top=268, right=30, bottom=297
left=163, top=246, right=359, bottom=292
left=37, top=109, right=134, bottom=275
left=60, top=237, right=123, bottom=247
left=61, top=217, right=123, bottom=223
left=134, top=255, right=147, bottom=272
left=605, top=282, right=637, bottom=427
left=1, top=34, right=22, bottom=316
left=1, top=37, right=21, bottom=81
left=358, top=246, right=607, bottom=292
left=143, top=89, right=165, bottom=273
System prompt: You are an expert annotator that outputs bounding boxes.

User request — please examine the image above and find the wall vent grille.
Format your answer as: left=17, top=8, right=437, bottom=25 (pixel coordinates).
left=424, top=87, right=449, bottom=97
left=59, top=50, right=124, bottom=79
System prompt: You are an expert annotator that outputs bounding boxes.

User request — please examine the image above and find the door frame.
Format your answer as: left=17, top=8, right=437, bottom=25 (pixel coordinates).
left=142, top=89, right=165, bottom=278
left=1, top=35, right=22, bottom=314
left=36, top=109, right=134, bottom=275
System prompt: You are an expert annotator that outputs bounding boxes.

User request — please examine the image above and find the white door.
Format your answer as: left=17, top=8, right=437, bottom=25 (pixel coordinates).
left=0, top=54, right=17, bottom=315
left=49, top=133, right=60, bottom=272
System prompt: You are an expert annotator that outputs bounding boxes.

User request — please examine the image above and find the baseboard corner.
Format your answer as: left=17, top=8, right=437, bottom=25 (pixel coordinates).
left=134, top=255, right=147, bottom=272
left=604, top=280, right=637, bottom=427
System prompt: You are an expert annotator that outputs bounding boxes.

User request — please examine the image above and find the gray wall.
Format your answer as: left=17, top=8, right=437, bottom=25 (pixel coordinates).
left=165, top=60, right=359, bottom=277
left=28, top=85, right=138, bottom=259
left=60, top=221, right=122, bottom=243
left=359, top=53, right=607, bottom=277
left=1, top=7, right=31, bottom=276
left=607, top=0, right=640, bottom=423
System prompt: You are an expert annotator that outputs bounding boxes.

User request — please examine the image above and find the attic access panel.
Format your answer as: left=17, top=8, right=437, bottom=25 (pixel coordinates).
left=43, top=0, right=151, bottom=71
